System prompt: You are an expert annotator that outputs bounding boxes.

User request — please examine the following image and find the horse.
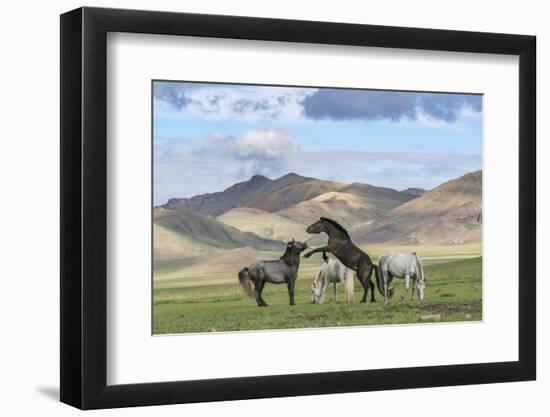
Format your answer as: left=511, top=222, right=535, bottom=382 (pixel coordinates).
left=304, top=217, right=393, bottom=303
left=238, top=239, right=308, bottom=307
left=311, top=258, right=354, bottom=304
left=378, top=252, right=426, bottom=305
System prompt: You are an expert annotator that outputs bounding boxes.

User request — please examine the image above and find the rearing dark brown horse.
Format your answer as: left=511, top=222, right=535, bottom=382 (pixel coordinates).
left=304, top=217, right=393, bottom=303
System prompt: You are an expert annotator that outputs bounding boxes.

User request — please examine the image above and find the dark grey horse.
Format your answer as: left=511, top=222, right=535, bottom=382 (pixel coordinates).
left=304, top=217, right=393, bottom=303
left=238, top=239, right=308, bottom=306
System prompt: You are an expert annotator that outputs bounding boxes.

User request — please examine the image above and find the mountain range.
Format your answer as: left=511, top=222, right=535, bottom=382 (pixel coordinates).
left=353, top=171, right=482, bottom=245
left=154, top=171, right=482, bottom=262
left=162, top=173, right=344, bottom=216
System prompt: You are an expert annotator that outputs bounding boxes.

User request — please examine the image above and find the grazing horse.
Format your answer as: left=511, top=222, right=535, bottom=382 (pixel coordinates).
left=238, top=239, right=308, bottom=306
left=378, top=252, right=426, bottom=305
left=311, top=258, right=354, bottom=304
left=304, top=217, right=393, bottom=303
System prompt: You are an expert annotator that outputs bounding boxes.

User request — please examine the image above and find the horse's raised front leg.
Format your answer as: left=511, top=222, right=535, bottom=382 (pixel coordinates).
left=287, top=279, right=296, bottom=305
left=304, top=245, right=331, bottom=259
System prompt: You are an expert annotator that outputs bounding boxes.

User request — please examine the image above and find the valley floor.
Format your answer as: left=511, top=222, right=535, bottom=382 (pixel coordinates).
left=153, top=247, right=482, bottom=334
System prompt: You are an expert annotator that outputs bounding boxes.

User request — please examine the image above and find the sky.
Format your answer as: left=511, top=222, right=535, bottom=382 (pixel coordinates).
left=153, top=81, right=482, bottom=205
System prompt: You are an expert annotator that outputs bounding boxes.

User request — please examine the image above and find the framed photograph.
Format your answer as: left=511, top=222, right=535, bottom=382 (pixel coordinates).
left=60, top=7, right=536, bottom=409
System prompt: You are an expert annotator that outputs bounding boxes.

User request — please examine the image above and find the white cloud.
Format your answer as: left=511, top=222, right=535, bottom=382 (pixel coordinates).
left=192, top=128, right=296, bottom=160
left=230, top=129, right=295, bottom=159
left=154, top=83, right=316, bottom=123
left=154, top=129, right=298, bottom=204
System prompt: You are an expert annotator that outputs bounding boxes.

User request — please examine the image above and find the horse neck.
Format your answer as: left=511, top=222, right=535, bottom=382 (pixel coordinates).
left=281, top=249, right=300, bottom=268
left=314, top=269, right=325, bottom=287
left=323, top=222, right=349, bottom=242
left=415, top=255, right=424, bottom=281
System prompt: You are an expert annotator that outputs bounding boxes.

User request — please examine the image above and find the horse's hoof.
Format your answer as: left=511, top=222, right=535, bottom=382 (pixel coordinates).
left=360, top=300, right=366, bottom=303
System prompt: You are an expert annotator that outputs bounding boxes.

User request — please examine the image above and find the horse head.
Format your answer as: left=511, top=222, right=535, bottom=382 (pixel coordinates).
left=307, top=218, right=350, bottom=240
left=311, top=281, right=322, bottom=303
left=417, top=277, right=426, bottom=300
left=413, top=252, right=426, bottom=300
left=286, top=239, right=308, bottom=254
left=306, top=219, right=324, bottom=234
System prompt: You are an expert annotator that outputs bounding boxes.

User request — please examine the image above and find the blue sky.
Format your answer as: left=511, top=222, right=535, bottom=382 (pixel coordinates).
left=153, top=81, right=482, bottom=205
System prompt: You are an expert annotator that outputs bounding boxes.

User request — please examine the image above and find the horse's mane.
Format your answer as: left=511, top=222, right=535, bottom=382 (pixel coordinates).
left=280, top=241, right=294, bottom=260
left=280, top=246, right=291, bottom=260
left=320, top=217, right=350, bottom=238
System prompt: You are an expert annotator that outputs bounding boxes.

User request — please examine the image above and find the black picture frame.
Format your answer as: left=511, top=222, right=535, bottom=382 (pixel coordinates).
left=60, top=6, right=536, bottom=410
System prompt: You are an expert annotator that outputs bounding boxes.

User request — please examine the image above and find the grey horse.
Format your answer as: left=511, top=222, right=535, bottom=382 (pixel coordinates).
left=378, top=252, right=426, bottom=305
left=238, top=239, right=308, bottom=306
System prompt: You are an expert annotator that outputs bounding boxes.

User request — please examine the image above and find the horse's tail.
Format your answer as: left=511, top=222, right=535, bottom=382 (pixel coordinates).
left=238, top=267, right=256, bottom=299
left=344, top=267, right=355, bottom=303
left=374, top=263, right=394, bottom=299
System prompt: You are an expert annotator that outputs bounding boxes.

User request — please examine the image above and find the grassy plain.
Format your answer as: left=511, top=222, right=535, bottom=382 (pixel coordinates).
left=153, top=244, right=482, bottom=334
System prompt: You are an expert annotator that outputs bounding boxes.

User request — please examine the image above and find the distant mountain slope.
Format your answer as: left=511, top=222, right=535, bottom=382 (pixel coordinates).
left=153, top=224, right=214, bottom=260
left=162, top=173, right=344, bottom=216
left=218, top=207, right=310, bottom=241
left=339, top=183, right=417, bottom=216
left=353, top=171, right=482, bottom=245
left=400, top=187, right=427, bottom=197
left=156, top=171, right=481, bottom=251
left=161, top=247, right=264, bottom=279
left=279, top=184, right=416, bottom=229
left=153, top=208, right=284, bottom=259
left=341, top=183, right=415, bottom=206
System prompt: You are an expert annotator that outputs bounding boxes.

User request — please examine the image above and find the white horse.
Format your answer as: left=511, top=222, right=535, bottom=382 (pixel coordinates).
left=311, top=259, right=354, bottom=304
left=378, top=252, right=426, bottom=305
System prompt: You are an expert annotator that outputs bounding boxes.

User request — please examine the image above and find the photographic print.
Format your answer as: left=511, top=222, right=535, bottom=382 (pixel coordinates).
left=153, top=81, right=483, bottom=335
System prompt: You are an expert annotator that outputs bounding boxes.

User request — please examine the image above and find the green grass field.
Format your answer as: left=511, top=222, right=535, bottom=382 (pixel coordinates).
left=153, top=245, right=482, bottom=334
